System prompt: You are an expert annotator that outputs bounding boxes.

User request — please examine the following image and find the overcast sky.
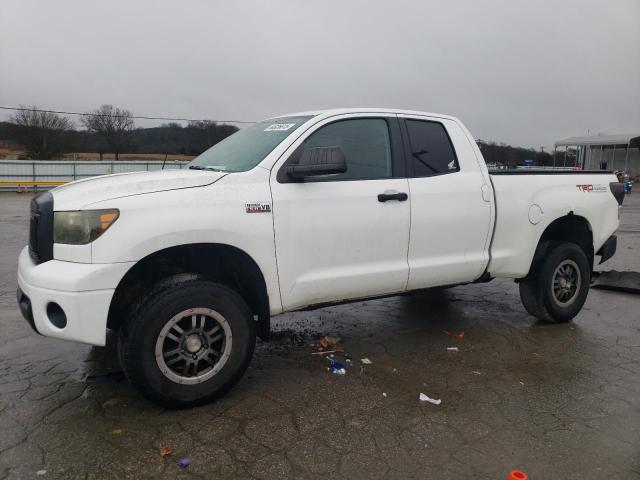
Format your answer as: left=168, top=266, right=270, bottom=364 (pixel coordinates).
left=1, top=0, right=639, bottom=149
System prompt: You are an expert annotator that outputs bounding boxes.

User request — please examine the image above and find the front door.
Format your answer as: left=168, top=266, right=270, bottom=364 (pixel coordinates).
left=270, top=115, right=411, bottom=310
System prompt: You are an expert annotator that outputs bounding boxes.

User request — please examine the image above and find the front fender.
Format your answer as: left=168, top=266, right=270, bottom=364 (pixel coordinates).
left=87, top=170, right=282, bottom=313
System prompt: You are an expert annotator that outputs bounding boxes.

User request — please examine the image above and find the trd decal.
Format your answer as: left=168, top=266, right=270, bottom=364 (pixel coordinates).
left=245, top=202, right=271, bottom=213
left=576, top=184, right=607, bottom=192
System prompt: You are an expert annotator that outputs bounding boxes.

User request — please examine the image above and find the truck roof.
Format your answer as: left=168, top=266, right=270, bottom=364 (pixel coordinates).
left=268, top=108, right=460, bottom=123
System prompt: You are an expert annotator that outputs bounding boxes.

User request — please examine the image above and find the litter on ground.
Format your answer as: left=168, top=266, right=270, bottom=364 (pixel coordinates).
left=36, top=470, right=47, bottom=476
left=444, top=330, right=465, bottom=339
left=177, top=458, right=190, bottom=469
left=311, top=350, right=340, bottom=356
left=419, top=393, right=442, bottom=405
left=329, top=359, right=346, bottom=375
left=447, top=347, right=459, bottom=352
left=360, top=358, right=373, bottom=364
left=110, top=428, right=123, bottom=435
left=160, top=445, right=174, bottom=457
left=314, top=336, right=343, bottom=353
left=508, top=469, right=529, bottom=480
left=102, top=398, right=119, bottom=408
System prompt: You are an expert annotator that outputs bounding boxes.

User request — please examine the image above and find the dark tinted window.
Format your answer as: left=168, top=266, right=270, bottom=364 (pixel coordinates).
left=405, top=120, right=458, bottom=176
left=297, top=118, right=392, bottom=181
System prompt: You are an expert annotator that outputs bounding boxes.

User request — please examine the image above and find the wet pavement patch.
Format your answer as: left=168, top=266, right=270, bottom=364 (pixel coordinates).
left=592, top=270, right=640, bottom=294
left=85, top=371, right=126, bottom=383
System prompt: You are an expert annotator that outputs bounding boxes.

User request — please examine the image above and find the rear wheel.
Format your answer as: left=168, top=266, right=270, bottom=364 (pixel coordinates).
left=519, top=242, right=590, bottom=323
left=119, top=276, right=255, bottom=408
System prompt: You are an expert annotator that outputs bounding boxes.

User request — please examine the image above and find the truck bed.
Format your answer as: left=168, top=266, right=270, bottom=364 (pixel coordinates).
left=486, top=171, right=620, bottom=278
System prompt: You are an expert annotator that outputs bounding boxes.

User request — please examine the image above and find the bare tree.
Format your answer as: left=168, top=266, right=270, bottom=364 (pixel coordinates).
left=186, top=120, right=239, bottom=153
left=8, top=106, right=73, bottom=159
left=81, top=104, right=134, bottom=160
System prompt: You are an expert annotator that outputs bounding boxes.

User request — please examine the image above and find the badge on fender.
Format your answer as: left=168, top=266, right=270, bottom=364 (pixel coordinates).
left=245, top=202, right=271, bottom=213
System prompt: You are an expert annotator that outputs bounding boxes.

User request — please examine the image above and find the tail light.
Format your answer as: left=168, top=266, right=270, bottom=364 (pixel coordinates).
left=609, top=182, right=625, bottom=205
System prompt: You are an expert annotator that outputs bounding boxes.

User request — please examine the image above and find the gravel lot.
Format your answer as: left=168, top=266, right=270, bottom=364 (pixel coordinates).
left=1, top=192, right=639, bottom=479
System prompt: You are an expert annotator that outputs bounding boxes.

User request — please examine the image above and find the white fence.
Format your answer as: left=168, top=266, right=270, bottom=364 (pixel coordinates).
left=0, top=160, right=190, bottom=191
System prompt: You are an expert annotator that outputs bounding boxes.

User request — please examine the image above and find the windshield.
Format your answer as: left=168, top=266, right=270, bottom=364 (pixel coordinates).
left=188, top=116, right=312, bottom=172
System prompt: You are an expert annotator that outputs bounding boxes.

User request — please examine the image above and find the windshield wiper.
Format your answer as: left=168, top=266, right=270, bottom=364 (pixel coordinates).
left=188, top=165, right=225, bottom=172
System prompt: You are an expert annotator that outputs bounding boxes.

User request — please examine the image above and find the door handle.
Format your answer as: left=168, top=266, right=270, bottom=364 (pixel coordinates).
left=378, top=191, right=408, bottom=202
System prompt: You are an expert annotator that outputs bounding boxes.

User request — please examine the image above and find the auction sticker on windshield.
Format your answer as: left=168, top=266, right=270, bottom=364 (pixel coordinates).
left=264, top=123, right=296, bottom=131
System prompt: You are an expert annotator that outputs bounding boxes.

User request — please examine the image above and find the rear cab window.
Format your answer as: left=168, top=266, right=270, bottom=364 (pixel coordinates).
left=403, top=119, right=459, bottom=177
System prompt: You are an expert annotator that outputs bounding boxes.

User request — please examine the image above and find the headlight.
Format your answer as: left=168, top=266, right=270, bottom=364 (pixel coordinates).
left=53, top=209, right=119, bottom=245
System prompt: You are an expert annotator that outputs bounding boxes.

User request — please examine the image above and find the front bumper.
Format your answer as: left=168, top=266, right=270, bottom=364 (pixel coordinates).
left=17, top=286, right=38, bottom=334
left=16, top=247, right=134, bottom=346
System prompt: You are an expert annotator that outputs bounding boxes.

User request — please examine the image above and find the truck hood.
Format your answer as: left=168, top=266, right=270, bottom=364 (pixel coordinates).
left=51, top=169, right=226, bottom=210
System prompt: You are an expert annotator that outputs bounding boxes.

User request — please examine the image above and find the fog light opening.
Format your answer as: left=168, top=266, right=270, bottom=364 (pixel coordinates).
left=46, top=302, right=67, bottom=328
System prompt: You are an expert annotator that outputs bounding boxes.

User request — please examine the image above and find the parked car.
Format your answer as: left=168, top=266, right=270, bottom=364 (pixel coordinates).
left=17, top=108, right=624, bottom=407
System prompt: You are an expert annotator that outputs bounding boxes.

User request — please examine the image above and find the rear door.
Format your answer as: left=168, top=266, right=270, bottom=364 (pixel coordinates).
left=399, top=115, right=493, bottom=288
left=270, top=114, right=411, bottom=310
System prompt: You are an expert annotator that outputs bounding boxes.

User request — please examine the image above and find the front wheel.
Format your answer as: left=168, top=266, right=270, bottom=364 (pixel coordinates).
left=119, top=277, right=256, bottom=408
left=519, top=242, right=591, bottom=323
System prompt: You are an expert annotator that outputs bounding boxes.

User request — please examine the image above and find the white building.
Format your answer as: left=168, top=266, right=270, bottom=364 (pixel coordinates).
left=554, top=134, right=640, bottom=178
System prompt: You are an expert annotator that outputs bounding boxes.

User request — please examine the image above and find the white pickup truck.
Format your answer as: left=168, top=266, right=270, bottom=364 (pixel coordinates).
left=17, top=108, right=624, bottom=407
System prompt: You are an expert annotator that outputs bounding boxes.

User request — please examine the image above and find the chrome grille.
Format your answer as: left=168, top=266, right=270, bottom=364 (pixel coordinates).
left=28, top=198, right=41, bottom=263
left=28, top=192, right=54, bottom=264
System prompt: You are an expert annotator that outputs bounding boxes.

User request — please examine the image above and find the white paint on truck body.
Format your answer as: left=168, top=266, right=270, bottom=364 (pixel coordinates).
left=16, top=108, right=620, bottom=346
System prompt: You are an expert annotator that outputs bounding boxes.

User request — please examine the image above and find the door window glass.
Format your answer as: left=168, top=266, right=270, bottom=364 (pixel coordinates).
left=405, top=120, right=459, bottom=176
left=296, top=118, right=392, bottom=181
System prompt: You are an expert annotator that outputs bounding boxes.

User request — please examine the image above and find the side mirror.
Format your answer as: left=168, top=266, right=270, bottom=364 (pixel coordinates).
left=286, top=146, right=347, bottom=180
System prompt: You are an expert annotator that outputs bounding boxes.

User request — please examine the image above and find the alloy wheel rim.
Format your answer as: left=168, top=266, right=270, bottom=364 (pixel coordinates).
left=155, top=307, right=232, bottom=384
left=551, top=259, right=581, bottom=307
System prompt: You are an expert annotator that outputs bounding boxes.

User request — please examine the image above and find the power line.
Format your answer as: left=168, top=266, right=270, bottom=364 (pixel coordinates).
left=0, top=105, right=256, bottom=124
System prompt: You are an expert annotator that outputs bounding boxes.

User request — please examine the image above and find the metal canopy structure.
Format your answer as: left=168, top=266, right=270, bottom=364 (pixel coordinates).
left=555, top=134, right=640, bottom=148
left=553, top=133, right=640, bottom=175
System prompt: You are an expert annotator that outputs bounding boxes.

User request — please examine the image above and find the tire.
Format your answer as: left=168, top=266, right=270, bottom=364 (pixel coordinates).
left=519, top=242, right=590, bottom=323
left=118, top=276, right=256, bottom=408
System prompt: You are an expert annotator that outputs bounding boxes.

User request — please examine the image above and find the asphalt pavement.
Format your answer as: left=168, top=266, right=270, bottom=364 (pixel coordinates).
left=1, top=192, right=639, bottom=479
